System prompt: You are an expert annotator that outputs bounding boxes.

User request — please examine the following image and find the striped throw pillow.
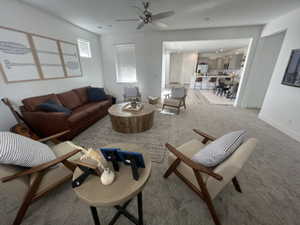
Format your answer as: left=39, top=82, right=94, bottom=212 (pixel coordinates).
left=192, top=130, right=247, bottom=167
left=0, top=132, right=56, bottom=167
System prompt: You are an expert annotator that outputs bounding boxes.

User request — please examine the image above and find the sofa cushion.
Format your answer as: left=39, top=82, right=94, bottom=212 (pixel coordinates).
left=76, top=102, right=101, bottom=115
left=87, top=87, right=108, bottom=102
left=38, top=99, right=72, bottom=115
left=73, top=87, right=89, bottom=104
left=22, top=94, right=62, bottom=112
left=79, top=101, right=110, bottom=113
left=68, top=108, right=89, bottom=124
left=0, top=132, right=56, bottom=167
left=57, top=90, right=82, bottom=110
left=192, top=130, right=247, bottom=167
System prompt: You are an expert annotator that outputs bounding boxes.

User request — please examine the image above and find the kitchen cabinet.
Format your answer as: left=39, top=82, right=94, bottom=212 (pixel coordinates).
left=216, top=57, right=223, bottom=69
left=229, top=54, right=243, bottom=69
left=198, top=57, right=209, bottom=64
left=208, top=58, right=217, bottom=70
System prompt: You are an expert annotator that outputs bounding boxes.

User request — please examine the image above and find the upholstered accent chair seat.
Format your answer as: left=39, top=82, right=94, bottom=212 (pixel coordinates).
left=162, top=87, right=187, bottom=114
left=168, top=139, right=209, bottom=186
left=0, top=134, right=82, bottom=225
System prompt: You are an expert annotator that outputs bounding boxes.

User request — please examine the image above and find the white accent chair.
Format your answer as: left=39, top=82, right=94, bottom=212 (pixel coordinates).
left=0, top=131, right=82, bottom=225
left=162, top=87, right=187, bottom=114
left=123, top=87, right=141, bottom=102
left=163, top=129, right=258, bottom=225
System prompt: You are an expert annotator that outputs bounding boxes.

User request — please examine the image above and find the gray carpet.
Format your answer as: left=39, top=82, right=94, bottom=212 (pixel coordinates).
left=3, top=89, right=300, bottom=225
left=72, top=109, right=173, bottom=163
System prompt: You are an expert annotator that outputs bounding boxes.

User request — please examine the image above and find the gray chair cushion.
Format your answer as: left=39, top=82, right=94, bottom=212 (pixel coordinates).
left=124, top=87, right=139, bottom=97
left=192, top=130, right=247, bottom=167
left=171, top=87, right=185, bottom=98
left=0, top=132, right=56, bottom=167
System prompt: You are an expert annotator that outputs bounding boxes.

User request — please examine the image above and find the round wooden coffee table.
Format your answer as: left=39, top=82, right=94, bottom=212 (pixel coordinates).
left=73, top=143, right=152, bottom=225
left=108, top=103, right=155, bottom=133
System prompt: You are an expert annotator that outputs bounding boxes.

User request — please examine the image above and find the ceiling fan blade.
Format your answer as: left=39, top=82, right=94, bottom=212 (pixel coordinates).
left=143, top=1, right=150, bottom=10
left=115, top=18, right=140, bottom=22
left=132, top=5, right=144, bottom=14
left=151, top=11, right=175, bottom=21
left=136, top=22, right=145, bottom=30
left=151, top=21, right=168, bottom=29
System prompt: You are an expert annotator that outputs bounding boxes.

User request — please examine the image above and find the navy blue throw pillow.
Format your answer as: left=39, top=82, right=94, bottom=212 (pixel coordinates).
left=38, top=100, right=72, bottom=115
left=87, top=87, right=108, bottom=102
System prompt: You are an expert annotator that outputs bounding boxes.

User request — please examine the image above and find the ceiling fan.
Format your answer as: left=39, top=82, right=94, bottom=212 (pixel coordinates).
left=115, top=1, right=175, bottom=30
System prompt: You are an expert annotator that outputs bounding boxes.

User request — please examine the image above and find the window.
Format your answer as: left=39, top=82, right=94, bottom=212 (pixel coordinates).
left=77, top=39, right=91, bottom=58
left=115, top=44, right=137, bottom=83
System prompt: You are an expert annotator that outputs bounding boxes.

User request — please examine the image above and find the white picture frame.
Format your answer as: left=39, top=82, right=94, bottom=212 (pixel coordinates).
left=0, top=28, right=40, bottom=82
left=32, top=35, right=65, bottom=79
left=60, top=41, right=82, bottom=77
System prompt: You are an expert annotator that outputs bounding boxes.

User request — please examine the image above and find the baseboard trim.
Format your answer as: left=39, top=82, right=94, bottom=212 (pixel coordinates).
left=259, top=114, right=300, bottom=142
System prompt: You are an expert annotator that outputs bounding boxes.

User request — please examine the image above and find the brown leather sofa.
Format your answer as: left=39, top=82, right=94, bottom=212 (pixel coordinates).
left=21, top=87, right=113, bottom=140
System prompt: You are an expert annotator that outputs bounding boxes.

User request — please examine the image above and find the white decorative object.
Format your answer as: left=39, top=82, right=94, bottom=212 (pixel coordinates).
left=66, top=142, right=106, bottom=170
left=100, top=168, right=115, bottom=185
left=66, top=142, right=116, bottom=185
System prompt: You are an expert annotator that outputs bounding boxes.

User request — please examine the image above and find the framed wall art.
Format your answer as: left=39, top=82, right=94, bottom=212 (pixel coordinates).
left=282, top=49, right=300, bottom=87
left=0, top=28, right=40, bottom=82
left=60, top=41, right=82, bottom=77
left=0, top=26, right=83, bottom=83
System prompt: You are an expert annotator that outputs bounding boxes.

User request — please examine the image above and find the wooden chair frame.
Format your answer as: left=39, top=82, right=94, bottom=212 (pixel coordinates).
left=1, top=131, right=81, bottom=225
left=163, top=129, right=242, bottom=225
left=162, top=94, right=187, bottom=114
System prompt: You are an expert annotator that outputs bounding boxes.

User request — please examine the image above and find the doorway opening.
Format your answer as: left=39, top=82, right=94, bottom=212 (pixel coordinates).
left=161, top=39, right=252, bottom=106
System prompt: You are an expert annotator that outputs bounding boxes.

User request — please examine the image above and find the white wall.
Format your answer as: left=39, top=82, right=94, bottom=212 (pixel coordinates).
left=169, top=53, right=183, bottom=83
left=259, top=8, right=300, bottom=141
left=100, top=26, right=263, bottom=102
left=181, top=53, right=197, bottom=84
left=163, top=52, right=170, bottom=88
left=168, top=52, right=197, bottom=85
left=242, top=31, right=285, bottom=108
left=0, top=0, right=104, bottom=131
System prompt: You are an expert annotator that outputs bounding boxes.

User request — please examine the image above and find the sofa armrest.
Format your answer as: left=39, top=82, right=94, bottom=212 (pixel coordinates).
left=106, top=95, right=114, bottom=104
left=22, top=111, right=69, bottom=137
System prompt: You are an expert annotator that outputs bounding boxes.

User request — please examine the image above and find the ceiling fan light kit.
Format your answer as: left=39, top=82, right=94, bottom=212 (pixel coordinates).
left=116, top=1, right=175, bottom=30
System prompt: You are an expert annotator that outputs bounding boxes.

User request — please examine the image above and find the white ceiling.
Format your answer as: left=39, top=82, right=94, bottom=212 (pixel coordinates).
left=21, top=0, right=300, bottom=34
left=164, top=39, right=250, bottom=53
